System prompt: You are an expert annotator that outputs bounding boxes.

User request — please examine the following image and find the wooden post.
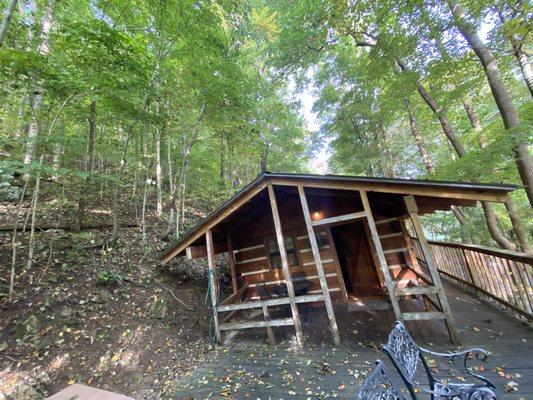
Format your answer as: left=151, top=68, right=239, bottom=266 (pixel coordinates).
left=267, top=184, right=304, bottom=345
left=227, top=234, right=238, bottom=294
left=359, top=190, right=403, bottom=321
left=298, top=186, right=340, bottom=345
left=262, top=304, right=276, bottom=345
left=403, top=195, right=461, bottom=344
left=206, top=229, right=221, bottom=343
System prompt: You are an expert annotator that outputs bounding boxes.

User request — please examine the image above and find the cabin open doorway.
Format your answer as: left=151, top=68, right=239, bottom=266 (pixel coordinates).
left=330, top=221, right=382, bottom=300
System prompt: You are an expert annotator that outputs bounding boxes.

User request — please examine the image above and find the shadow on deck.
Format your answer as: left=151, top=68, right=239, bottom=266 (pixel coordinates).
left=175, top=282, right=533, bottom=400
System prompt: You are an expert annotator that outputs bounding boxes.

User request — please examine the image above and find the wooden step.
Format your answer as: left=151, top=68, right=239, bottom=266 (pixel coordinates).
left=396, top=286, right=439, bottom=296
left=379, top=232, right=403, bottom=239
left=219, top=318, right=294, bottom=331
left=217, top=294, right=325, bottom=312
left=375, top=217, right=398, bottom=225
left=402, top=311, right=446, bottom=321
left=383, top=247, right=407, bottom=255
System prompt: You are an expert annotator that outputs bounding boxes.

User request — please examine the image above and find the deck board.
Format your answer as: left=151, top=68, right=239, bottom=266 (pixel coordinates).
left=174, top=281, right=533, bottom=399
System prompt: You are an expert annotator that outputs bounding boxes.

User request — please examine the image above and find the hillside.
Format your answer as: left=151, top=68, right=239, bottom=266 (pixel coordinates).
left=0, top=187, right=215, bottom=399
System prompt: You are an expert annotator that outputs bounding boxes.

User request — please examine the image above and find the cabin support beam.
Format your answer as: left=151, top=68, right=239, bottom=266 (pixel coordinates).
left=359, top=190, right=403, bottom=321
left=227, top=234, right=238, bottom=294
left=403, top=195, right=461, bottom=344
left=267, top=184, right=304, bottom=345
left=298, top=186, right=340, bottom=346
left=206, top=229, right=221, bottom=343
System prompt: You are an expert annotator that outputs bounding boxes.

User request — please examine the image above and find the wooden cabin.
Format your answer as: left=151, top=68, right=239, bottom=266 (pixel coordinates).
left=159, top=173, right=517, bottom=346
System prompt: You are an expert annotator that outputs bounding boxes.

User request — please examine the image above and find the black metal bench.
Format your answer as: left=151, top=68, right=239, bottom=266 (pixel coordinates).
left=383, top=321, right=496, bottom=400
left=357, top=360, right=407, bottom=400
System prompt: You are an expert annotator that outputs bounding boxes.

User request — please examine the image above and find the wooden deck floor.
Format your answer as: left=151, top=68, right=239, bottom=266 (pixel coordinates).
left=174, top=282, right=533, bottom=400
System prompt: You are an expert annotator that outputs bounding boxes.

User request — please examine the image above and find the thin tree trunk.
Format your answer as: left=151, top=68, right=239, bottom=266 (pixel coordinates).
left=220, top=137, right=226, bottom=188
left=447, top=0, right=533, bottom=207
left=155, top=103, right=163, bottom=217
left=462, top=95, right=486, bottom=148
left=397, top=59, right=467, bottom=157
left=26, top=170, right=41, bottom=269
left=494, top=6, right=533, bottom=98
left=23, top=0, right=56, bottom=174
left=9, top=180, right=29, bottom=300
left=76, top=100, right=96, bottom=231
left=404, top=98, right=435, bottom=174
left=451, top=206, right=473, bottom=244
left=513, top=44, right=533, bottom=98
left=504, top=198, right=531, bottom=253
left=0, top=0, right=19, bottom=46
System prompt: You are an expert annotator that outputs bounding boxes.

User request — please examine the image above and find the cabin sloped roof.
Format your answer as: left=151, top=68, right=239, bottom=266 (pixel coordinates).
left=159, top=172, right=517, bottom=263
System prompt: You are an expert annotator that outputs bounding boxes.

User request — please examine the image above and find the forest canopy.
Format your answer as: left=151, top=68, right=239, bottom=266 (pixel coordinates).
left=0, top=0, right=531, bottom=252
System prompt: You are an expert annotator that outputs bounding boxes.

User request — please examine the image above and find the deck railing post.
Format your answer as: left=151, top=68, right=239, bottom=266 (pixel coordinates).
left=206, top=229, right=221, bottom=343
left=403, top=195, right=461, bottom=344
left=298, top=185, right=340, bottom=345
left=267, top=184, right=304, bottom=345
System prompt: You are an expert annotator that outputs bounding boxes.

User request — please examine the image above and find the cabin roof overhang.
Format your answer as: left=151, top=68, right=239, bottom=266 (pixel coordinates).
left=159, top=172, right=517, bottom=264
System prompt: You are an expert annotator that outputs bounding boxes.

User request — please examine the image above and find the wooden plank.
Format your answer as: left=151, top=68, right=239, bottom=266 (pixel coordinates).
left=186, top=241, right=227, bottom=259
left=396, top=286, right=439, bottom=296
left=218, top=294, right=325, bottom=312
left=326, top=227, right=349, bottom=301
left=383, top=247, right=408, bottom=255
left=402, top=311, right=446, bottom=321
left=404, top=195, right=461, bottom=344
left=375, top=217, right=398, bottom=225
left=227, top=235, right=238, bottom=294
left=234, top=244, right=264, bottom=253
left=262, top=305, right=276, bottom=345
left=379, top=232, right=403, bottom=239
left=268, top=176, right=509, bottom=202
left=310, top=211, right=366, bottom=227
left=206, top=229, right=221, bottom=343
left=359, top=190, right=402, bottom=320
left=219, top=318, right=294, bottom=331
left=267, top=184, right=303, bottom=345
left=46, top=384, right=134, bottom=400
left=298, top=185, right=340, bottom=345
left=236, top=256, right=268, bottom=265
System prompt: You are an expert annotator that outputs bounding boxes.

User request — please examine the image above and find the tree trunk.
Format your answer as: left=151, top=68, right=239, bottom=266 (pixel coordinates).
left=462, top=95, right=486, bottom=148
left=23, top=0, right=56, bottom=174
left=513, top=43, right=533, bottom=98
left=481, top=202, right=516, bottom=251
left=220, top=137, right=226, bottom=188
left=451, top=206, right=473, bottom=244
left=447, top=0, right=533, bottom=207
left=404, top=98, right=435, bottom=174
left=504, top=198, right=532, bottom=253
left=76, top=100, right=96, bottom=231
left=494, top=6, right=533, bottom=98
left=0, top=0, right=19, bottom=46
left=26, top=172, right=41, bottom=269
left=155, top=105, right=163, bottom=218
left=397, top=58, right=467, bottom=157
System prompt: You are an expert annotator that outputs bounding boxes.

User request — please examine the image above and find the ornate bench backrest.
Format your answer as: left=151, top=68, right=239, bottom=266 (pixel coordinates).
left=383, top=321, right=421, bottom=384
left=357, top=360, right=406, bottom=400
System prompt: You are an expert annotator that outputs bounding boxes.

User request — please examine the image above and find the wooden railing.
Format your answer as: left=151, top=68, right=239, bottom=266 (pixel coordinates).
left=410, top=237, right=533, bottom=321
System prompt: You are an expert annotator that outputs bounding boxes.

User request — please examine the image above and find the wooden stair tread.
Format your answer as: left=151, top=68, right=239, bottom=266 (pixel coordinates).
left=402, top=311, right=446, bottom=321
left=219, top=318, right=294, bottom=331
left=396, top=286, right=439, bottom=296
